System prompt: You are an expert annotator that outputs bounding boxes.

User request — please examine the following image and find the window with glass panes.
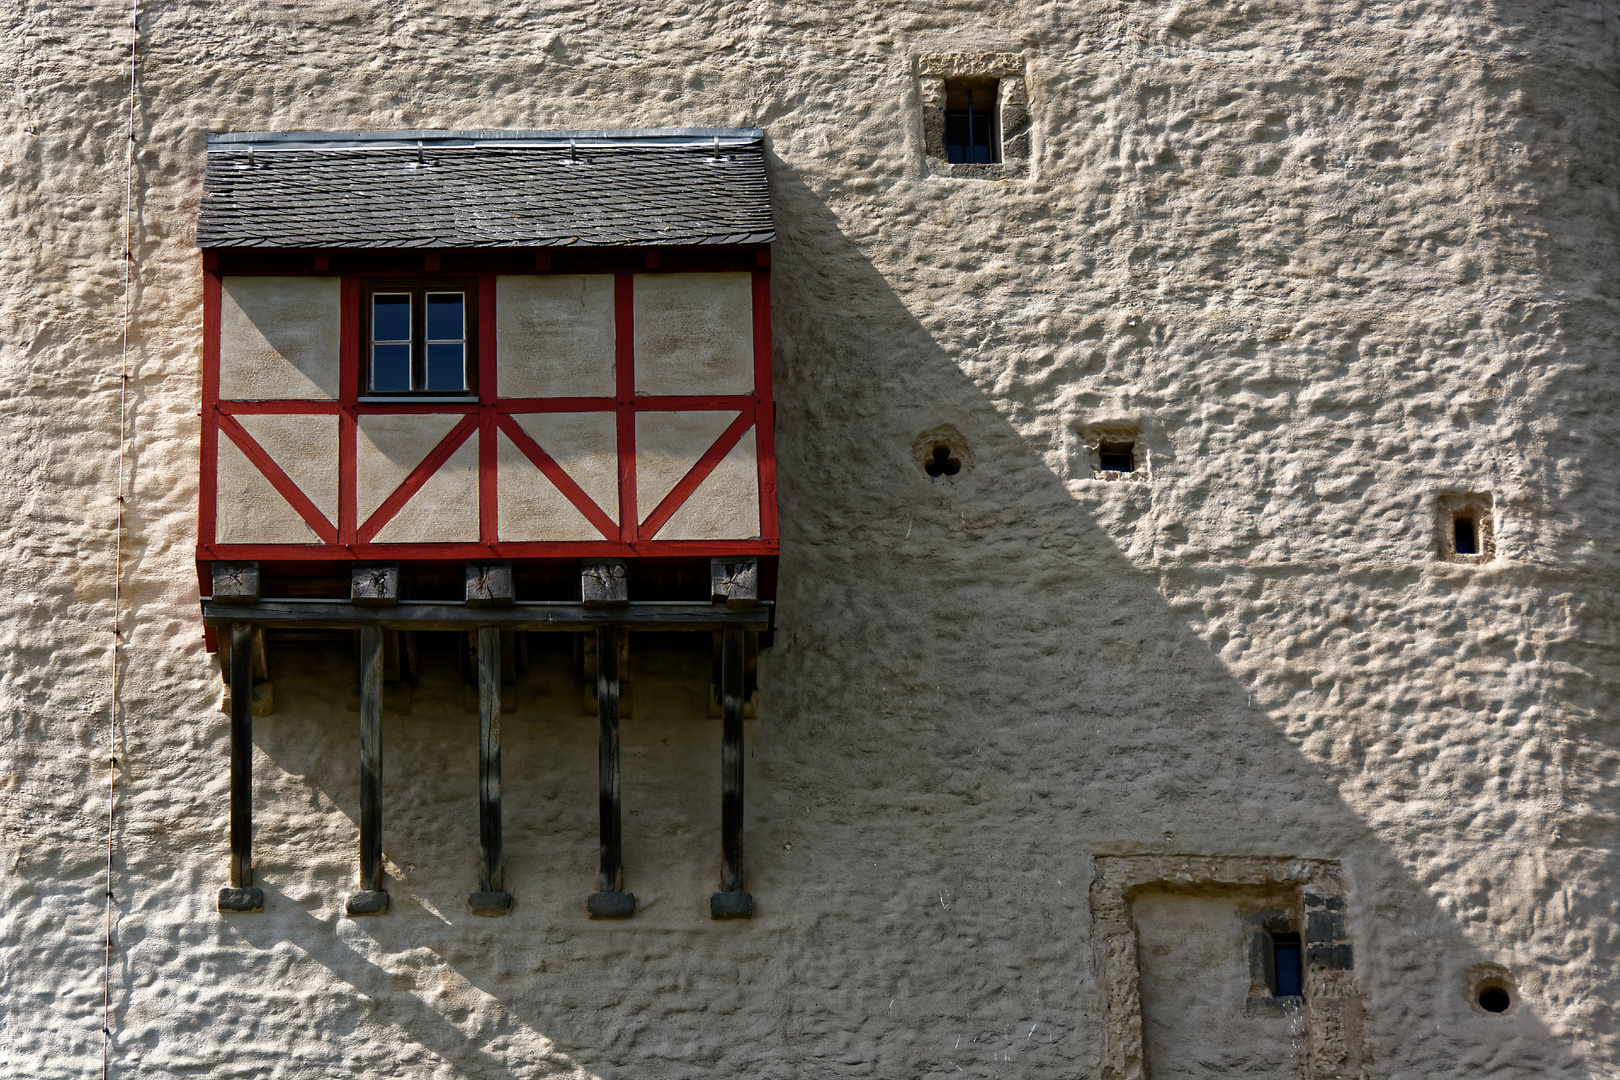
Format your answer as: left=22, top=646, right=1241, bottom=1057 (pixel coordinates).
left=364, top=283, right=475, bottom=394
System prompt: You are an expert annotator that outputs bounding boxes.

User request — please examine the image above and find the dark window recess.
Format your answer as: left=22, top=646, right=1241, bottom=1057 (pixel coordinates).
left=1478, top=985, right=1510, bottom=1013
left=944, top=79, right=1000, bottom=164
left=1099, top=442, right=1135, bottom=472
left=925, top=444, right=961, bottom=477
left=1272, top=932, right=1303, bottom=997
left=366, top=283, right=475, bottom=394
left=1453, top=516, right=1478, bottom=555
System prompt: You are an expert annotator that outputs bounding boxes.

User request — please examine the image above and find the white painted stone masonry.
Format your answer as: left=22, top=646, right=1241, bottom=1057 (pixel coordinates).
left=1, top=1, right=1618, bottom=1078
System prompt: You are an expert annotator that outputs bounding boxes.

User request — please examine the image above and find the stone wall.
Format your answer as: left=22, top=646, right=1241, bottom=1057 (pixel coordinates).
left=1, top=0, right=1617, bottom=1077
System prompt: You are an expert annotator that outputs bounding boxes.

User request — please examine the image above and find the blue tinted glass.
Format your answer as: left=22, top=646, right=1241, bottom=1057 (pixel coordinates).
left=426, top=293, right=463, bottom=341
left=1274, top=943, right=1303, bottom=997
left=372, top=343, right=412, bottom=392
left=373, top=294, right=411, bottom=341
left=425, top=343, right=465, bottom=391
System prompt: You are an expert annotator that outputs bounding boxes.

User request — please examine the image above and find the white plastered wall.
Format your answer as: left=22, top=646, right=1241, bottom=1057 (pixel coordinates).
left=356, top=414, right=478, bottom=542
left=496, top=274, right=617, bottom=398
left=219, top=277, right=341, bottom=400
left=635, top=410, right=758, bottom=538
left=497, top=411, right=620, bottom=541
left=633, top=272, right=754, bottom=396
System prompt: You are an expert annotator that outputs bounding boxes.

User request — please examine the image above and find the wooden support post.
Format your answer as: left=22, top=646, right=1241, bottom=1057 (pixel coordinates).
left=587, top=624, right=634, bottom=918
left=217, top=620, right=263, bottom=913
left=346, top=623, right=389, bottom=916
left=711, top=625, right=753, bottom=918
left=469, top=625, right=513, bottom=916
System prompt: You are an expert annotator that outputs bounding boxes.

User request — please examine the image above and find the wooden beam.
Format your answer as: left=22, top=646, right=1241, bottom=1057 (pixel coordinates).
left=581, top=559, right=628, bottom=607
left=217, top=621, right=264, bottom=913
left=211, top=562, right=260, bottom=605
left=711, top=625, right=753, bottom=918
left=710, top=556, right=759, bottom=608
left=351, top=564, right=401, bottom=607
left=347, top=623, right=389, bottom=916
left=465, top=560, right=516, bottom=607
left=587, top=625, right=635, bottom=919
left=469, top=625, right=513, bottom=916
left=201, top=600, right=770, bottom=632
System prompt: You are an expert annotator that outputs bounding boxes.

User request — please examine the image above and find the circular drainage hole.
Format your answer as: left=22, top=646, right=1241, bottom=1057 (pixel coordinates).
left=1478, top=985, right=1511, bottom=1013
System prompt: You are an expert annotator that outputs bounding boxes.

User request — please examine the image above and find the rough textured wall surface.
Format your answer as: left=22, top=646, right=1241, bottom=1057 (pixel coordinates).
left=1, top=1, right=1618, bottom=1077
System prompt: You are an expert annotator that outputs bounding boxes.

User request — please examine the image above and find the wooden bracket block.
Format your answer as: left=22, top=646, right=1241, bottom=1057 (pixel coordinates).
left=351, top=564, right=400, bottom=606
left=211, top=562, right=260, bottom=605
left=581, top=559, right=628, bottom=607
left=710, top=557, right=759, bottom=608
left=465, top=561, right=515, bottom=607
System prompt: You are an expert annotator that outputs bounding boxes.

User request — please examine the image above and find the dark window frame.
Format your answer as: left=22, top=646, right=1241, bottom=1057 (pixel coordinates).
left=361, top=279, right=479, bottom=396
left=1270, top=931, right=1304, bottom=998
left=944, top=78, right=1001, bottom=165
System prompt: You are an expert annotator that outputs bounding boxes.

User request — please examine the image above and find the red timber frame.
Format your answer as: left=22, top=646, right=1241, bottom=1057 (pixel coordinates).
left=198, top=247, right=777, bottom=581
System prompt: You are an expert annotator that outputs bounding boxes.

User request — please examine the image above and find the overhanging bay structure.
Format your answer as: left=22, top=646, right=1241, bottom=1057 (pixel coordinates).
left=195, top=128, right=777, bottom=921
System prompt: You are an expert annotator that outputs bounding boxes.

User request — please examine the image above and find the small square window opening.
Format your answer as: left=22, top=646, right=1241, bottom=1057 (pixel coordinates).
left=944, top=78, right=1000, bottom=164
left=1271, top=932, right=1303, bottom=998
left=1453, top=516, right=1478, bottom=556
left=1099, top=441, right=1135, bottom=473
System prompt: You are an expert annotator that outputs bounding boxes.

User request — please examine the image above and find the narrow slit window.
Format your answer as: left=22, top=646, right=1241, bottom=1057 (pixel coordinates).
left=1272, top=932, right=1303, bottom=998
left=1099, top=441, right=1135, bottom=473
left=944, top=79, right=1000, bottom=164
left=1454, top=516, right=1478, bottom=556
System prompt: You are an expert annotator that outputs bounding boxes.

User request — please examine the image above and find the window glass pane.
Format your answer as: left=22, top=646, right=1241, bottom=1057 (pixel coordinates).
left=426, top=293, right=464, bottom=342
left=425, top=343, right=465, bottom=392
left=372, top=343, right=412, bottom=392
left=372, top=294, right=411, bottom=342
left=1274, top=942, right=1303, bottom=997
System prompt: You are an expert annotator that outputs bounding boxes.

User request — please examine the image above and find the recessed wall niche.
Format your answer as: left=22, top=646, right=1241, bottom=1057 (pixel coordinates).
left=1075, top=424, right=1148, bottom=482
left=913, top=425, right=972, bottom=479
left=1436, top=491, right=1495, bottom=563
left=916, top=51, right=1030, bottom=180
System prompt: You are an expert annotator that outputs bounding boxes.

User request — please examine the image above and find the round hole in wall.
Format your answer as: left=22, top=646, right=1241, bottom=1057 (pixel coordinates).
left=925, top=444, right=961, bottom=478
left=1478, top=985, right=1511, bottom=1013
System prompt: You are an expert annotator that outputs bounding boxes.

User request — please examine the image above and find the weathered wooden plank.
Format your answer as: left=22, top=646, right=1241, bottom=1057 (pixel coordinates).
left=710, top=557, right=759, bottom=608
left=471, top=625, right=512, bottom=916
left=466, top=560, right=516, bottom=607
left=581, top=559, right=628, bottom=607
left=587, top=624, right=635, bottom=919
left=201, top=600, right=770, bottom=632
left=711, top=625, right=753, bottom=919
left=218, top=621, right=264, bottom=913
left=350, top=563, right=401, bottom=607
left=347, top=623, right=389, bottom=916
left=211, top=562, right=260, bottom=605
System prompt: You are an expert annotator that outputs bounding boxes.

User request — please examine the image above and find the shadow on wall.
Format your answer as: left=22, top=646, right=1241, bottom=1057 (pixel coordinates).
left=176, top=162, right=1605, bottom=1080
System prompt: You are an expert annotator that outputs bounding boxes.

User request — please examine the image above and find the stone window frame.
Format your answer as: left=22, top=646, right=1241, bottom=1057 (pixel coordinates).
left=1090, top=854, right=1367, bottom=1080
left=1436, top=491, right=1496, bottom=564
left=916, top=52, right=1031, bottom=180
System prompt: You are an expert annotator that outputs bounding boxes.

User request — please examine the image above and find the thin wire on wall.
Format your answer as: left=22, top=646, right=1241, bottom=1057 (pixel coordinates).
left=105, top=3, right=138, bottom=1078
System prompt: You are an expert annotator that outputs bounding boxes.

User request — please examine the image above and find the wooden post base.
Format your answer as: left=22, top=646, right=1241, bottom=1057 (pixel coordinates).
left=587, top=890, right=636, bottom=919
left=217, top=887, right=264, bottom=913
left=468, top=890, right=513, bottom=916
left=710, top=890, right=753, bottom=919
left=345, top=890, right=390, bottom=916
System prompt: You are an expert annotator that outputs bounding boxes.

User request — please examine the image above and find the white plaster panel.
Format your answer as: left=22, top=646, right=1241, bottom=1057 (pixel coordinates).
left=512, top=411, right=620, bottom=521
left=496, top=274, right=617, bottom=399
left=219, top=276, right=341, bottom=400
left=496, top=430, right=603, bottom=542
left=632, top=272, right=753, bottom=396
left=1133, top=889, right=1298, bottom=1079
left=373, top=436, right=480, bottom=544
left=214, top=436, right=318, bottom=544
left=653, top=428, right=759, bottom=540
left=634, top=410, right=737, bottom=524
left=355, top=413, right=463, bottom=524
left=233, top=413, right=339, bottom=526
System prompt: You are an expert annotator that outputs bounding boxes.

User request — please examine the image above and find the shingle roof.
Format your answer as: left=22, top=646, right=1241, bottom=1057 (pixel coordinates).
left=197, top=129, right=773, bottom=249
